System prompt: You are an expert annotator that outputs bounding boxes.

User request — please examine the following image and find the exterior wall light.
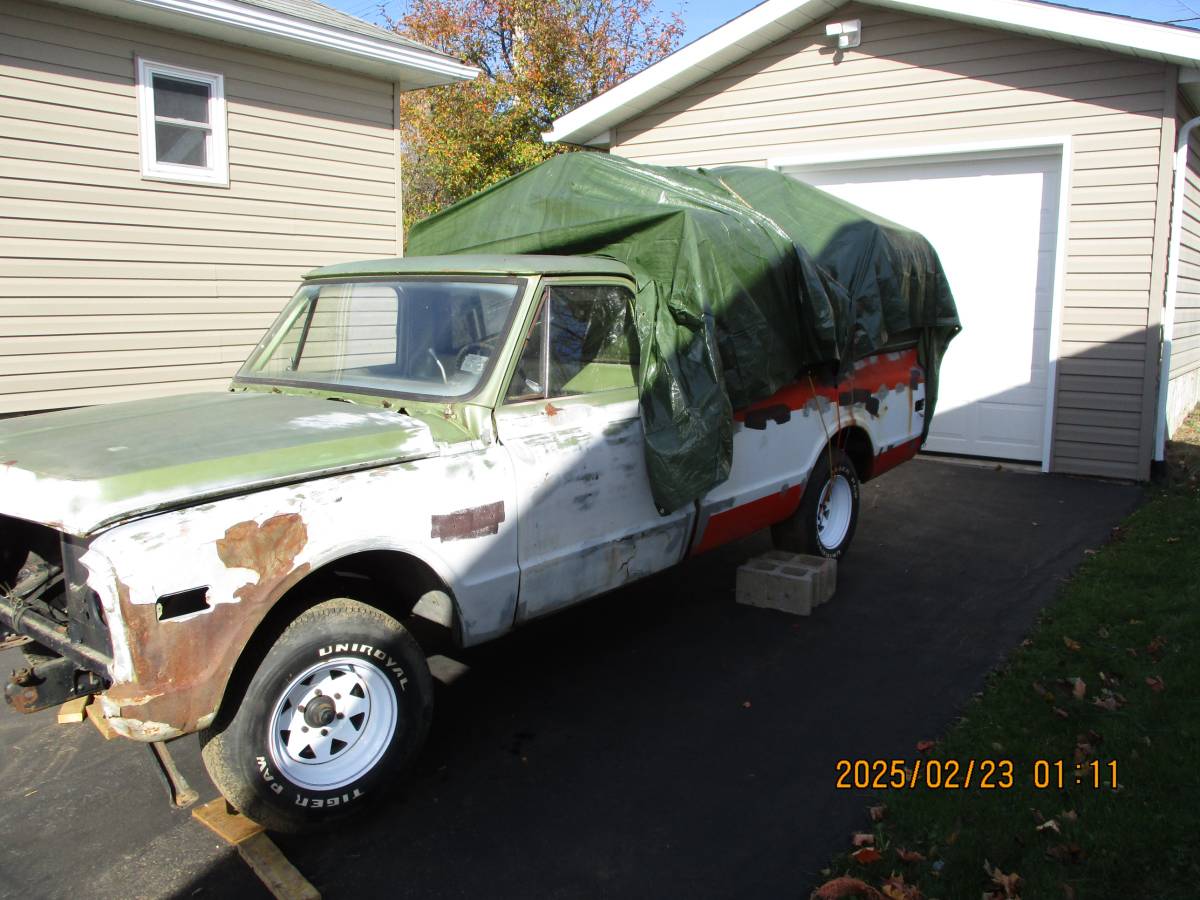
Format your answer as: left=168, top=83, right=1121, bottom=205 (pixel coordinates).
left=826, top=20, right=862, bottom=49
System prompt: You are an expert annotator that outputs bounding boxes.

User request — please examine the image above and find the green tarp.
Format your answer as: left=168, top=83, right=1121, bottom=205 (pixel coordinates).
left=408, top=152, right=960, bottom=513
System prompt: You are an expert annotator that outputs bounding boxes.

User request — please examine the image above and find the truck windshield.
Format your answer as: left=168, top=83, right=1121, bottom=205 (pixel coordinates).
left=235, top=277, right=525, bottom=400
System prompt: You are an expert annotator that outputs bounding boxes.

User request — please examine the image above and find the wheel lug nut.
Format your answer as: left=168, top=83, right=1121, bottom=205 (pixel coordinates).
left=335, top=694, right=341, bottom=700
left=298, top=705, right=306, bottom=713
left=321, top=729, right=329, bottom=736
left=336, top=712, right=344, bottom=719
left=301, top=726, right=309, bottom=732
left=314, top=689, right=322, bottom=696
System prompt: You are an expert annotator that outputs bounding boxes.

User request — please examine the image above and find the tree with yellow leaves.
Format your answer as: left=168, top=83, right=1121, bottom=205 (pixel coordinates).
left=392, top=0, right=684, bottom=232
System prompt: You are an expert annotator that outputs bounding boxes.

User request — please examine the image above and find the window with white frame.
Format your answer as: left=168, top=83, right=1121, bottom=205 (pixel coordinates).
left=136, top=59, right=228, bottom=186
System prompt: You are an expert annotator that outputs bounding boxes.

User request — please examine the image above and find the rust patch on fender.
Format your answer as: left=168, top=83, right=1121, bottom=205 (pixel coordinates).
left=104, top=515, right=311, bottom=737
left=431, top=501, right=505, bottom=541
left=216, top=513, right=308, bottom=601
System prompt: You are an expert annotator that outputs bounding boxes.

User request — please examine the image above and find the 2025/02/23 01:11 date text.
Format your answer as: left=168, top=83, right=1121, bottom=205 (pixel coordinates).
left=835, top=759, right=1120, bottom=790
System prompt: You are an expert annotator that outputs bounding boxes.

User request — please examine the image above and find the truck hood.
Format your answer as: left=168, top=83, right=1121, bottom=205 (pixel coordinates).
left=0, top=393, right=439, bottom=535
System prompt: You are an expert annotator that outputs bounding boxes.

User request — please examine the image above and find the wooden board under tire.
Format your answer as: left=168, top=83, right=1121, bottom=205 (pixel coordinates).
left=192, top=798, right=264, bottom=844
left=192, top=798, right=321, bottom=900
left=85, top=701, right=117, bottom=740
left=238, top=833, right=321, bottom=900
left=56, top=695, right=91, bottom=724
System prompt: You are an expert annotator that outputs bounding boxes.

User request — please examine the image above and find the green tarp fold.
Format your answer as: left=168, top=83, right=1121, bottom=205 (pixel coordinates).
left=408, top=152, right=960, bottom=513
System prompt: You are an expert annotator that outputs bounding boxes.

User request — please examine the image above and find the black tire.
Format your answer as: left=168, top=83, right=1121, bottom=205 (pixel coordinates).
left=772, top=446, right=860, bottom=559
left=200, top=598, right=433, bottom=833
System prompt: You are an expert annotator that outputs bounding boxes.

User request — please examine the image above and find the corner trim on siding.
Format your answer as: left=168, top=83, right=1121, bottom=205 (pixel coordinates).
left=1155, top=114, right=1200, bottom=458
left=769, top=136, right=1072, bottom=473
left=393, top=82, right=404, bottom=257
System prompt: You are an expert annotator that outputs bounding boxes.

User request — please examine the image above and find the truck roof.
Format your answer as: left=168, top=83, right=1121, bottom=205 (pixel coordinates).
left=305, top=254, right=634, bottom=280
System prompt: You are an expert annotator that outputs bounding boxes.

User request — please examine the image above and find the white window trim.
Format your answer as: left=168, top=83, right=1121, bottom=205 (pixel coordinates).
left=136, top=58, right=229, bottom=187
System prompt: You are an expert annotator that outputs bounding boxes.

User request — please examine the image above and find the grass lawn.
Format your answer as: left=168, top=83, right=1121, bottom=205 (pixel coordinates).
left=813, top=408, right=1200, bottom=900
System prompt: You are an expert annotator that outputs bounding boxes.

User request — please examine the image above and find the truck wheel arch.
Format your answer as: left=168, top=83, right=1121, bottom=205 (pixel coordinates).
left=208, top=548, right=460, bottom=730
left=829, top=425, right=874, bottom=482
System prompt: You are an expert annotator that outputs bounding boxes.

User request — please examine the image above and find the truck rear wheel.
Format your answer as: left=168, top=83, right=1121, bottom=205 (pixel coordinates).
left=772, top=447, right=860, bottom=559
left=199, top=597, right=433, bottom=833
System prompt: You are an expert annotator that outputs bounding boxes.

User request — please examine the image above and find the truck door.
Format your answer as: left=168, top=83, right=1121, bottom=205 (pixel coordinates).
left=494, top=282, right=694, bottom=622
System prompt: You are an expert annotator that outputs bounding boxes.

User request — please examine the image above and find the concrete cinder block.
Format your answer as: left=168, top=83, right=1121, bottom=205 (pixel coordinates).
left=735, top=552, right=837, bottom=616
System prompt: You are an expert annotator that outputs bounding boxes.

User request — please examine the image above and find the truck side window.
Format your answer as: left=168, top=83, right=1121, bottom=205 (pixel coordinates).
left=506, top=284, right=638, bottom=402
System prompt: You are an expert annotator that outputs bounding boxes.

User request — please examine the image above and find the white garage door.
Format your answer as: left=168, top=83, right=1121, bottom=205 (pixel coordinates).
left=786, top=151, right=1061, bottom=462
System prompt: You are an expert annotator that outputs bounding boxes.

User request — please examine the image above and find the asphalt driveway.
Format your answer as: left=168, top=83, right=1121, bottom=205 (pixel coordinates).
left=0, top=458, right=1143, bottom=899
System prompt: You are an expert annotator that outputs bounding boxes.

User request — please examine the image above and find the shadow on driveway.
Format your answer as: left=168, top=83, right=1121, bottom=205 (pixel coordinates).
left=0, top=458, right=1142, bottom=900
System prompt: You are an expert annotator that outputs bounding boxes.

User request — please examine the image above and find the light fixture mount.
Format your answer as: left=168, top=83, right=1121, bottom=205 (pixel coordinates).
left=825, top=19, right=862, bottom=50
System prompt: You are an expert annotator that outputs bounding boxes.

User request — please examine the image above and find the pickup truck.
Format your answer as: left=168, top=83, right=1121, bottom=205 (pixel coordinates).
left=0, top=254, right=926, bottom=832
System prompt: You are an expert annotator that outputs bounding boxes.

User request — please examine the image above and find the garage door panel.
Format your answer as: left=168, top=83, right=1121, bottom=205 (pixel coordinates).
left=788, top=152, right=1061, bottom=463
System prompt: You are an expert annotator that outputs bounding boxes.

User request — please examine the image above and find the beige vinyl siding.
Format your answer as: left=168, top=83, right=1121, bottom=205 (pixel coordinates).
left=0, top=0, right=401, bottom=414
left=611, top=2, right=1172, bottom=480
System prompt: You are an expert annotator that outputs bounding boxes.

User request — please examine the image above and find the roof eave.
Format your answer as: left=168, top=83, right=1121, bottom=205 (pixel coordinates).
left=545, top=0, right=1200, bottom=146
left=52, top=0, right=478, bottom=88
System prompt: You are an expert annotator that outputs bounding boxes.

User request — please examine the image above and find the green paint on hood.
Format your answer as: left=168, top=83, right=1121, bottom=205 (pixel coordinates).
left=0, top=393, right=437, bottom=535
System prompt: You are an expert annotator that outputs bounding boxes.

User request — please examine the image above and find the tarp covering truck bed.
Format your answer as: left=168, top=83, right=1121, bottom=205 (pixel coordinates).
left=407, top=152, right=960, bottom=512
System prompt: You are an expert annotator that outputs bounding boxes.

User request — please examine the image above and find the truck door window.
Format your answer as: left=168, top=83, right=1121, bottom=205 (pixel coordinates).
left=505, top=284, right=637, bottom=402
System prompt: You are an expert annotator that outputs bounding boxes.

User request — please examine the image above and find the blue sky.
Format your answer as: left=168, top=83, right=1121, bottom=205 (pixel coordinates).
left=328, top=0, right=1200, bottom=43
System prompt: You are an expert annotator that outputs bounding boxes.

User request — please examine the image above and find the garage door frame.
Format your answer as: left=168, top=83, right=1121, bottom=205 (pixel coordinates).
left=770, top=136, right=1073, bottom=473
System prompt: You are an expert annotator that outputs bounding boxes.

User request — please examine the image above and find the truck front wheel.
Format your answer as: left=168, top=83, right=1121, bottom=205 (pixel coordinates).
left=199, top=597, right=433, bottom=833
left=772, top=447, right=860, bottom=559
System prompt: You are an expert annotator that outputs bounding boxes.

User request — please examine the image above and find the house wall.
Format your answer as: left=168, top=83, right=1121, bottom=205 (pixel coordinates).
left=1168, top=100, right=1200, bottom=435
left=0, top=0, right=402, bottom=414
left=609, top=2, right=1175, bottom=480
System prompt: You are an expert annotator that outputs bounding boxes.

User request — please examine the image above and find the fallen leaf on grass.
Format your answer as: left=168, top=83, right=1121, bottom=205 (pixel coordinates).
left=851, top=847, right=883, bottom=865
left=1053, top=707, right=1070, bottom=719
left=1097, top=626, right=1110, bottom=638
left=1061, top=810, right=1078, bottom=824
left=916, top=740, right=936, bottom=754
left=811, top=876, right=883, bottom=900
left=1063, top=637, right=1081, bottom=652
left=896, top=848, right=926, bottom=863
left=1037, top=819, right=1061, bottom=834
left=1071, top=678, right=1086, bottom=700
left=1166, top=536, right=1180, bottom=543
left=1147, top=636, right=1168, bottom=660
left=881, top=874, right=924, bottom=899
left=1062, top=883, right=1076, bottom=899
left=1146, top=676, right=1165, bottom=693
left=869, top=805, right=887, bottom=823
left=945, top=829, right=960, bottom=846
left=1125, top=647, right=1139, bottom=659
left=1074, top=741, right=1095, bottom=763
left=852, top=833, right=875, bottom=848
left=742, top=700, right=752, bottom=709
left=984, top=860, right=1023, bottom=899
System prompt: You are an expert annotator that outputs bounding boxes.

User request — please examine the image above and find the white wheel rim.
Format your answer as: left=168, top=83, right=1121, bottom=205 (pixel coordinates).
left=268, top=656, right=398, bottom=792
left=816, top=474, right=853, bottom=551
